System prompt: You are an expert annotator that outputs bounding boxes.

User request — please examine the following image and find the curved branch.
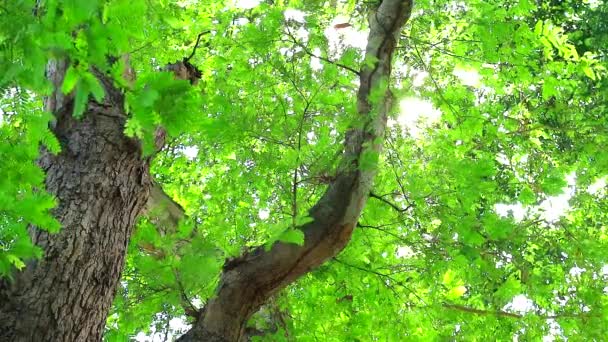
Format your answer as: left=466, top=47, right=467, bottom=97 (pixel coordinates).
left=369, top=191, right=412, bottom=213
left=186, top=31, right=211, bottom=62
left=178, top=1, right=413, bottom=341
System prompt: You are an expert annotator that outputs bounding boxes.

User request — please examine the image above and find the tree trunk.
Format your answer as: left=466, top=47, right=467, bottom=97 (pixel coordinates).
left=0, top=62, right=152, bottom=341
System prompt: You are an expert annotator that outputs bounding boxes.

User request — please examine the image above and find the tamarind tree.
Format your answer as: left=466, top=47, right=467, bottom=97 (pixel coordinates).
left=1, top=0, right=607, bottom=341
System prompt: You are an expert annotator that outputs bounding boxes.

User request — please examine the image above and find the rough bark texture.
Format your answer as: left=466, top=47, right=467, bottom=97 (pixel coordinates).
left=0, top=62, right=152, bottom=341
left=179, top=1, right=413, bottom=341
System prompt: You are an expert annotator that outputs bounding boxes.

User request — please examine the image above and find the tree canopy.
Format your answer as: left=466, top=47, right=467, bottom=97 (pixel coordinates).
left=1, top=0, right=607, bottom=340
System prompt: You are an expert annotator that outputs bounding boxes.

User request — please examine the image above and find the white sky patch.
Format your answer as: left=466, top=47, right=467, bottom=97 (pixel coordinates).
left=495, top=153, right=510, bottom=166
left=587, top=176, right=606, bottom=195
left=284, top=9, right=307, bottom=23
left=495, top=151, right=530, bottom=168
left=396, top=245, right=416, bottom=258
left=306, top=131, right=317, bottom=144
left=504, top=294, right=536, bottom=314
left=568, top=266, right=586, bottom=277
left=565, top=172, right=577, bottom=186
left=543, top=319, right=565, bottom=342
left=258, top=209, right=270, bottom=220
left=534, top=172, right=576, bottom=222
left=412, top=70, right=428, bottom=87
left=495, top=172, right=576, bottom=223
left=310, top=48, right=323, bottom=71
left=279, top=47, right=296, bottom=58
left=135, top=316, right=190, bottom=341
left=536, top=192, right=572, bottom=222
left=181, top=146, right=199, bottom=160
left=292, top=26, right=309, bottom=42
left=494, top=203, right=527, bottom=222
left=390, top=97, right=441, bottom=137
left=495, top=251, right=514, bottom=268
left=324, top=17, right=368, bottom=57
left=191, top=297, right=203, bottom=308
left=175, top=0, right=199, bottom=7
left=453, top=66, right=481, bottom=87
left=234, top=17, right=249, bottom=26
left=422, top=233, right=434, bottom=241
left=586, top=0, right=602, bottom=9
left=233, top=0, right=260, bottom=9
left=600, top=264, right=608, bottom=277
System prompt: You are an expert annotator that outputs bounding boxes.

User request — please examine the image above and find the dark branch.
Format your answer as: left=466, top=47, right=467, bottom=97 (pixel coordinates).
left=442, top=303, right=522, bottom=319
left=186, top=31, right=211, bottom=62
left=369, top=191, right=412, bottom=213
left=284, top=28, right=360, bottom=76
left=442, top=303, right=597, bottom=320
left=336, top=259, right=595, bottom=321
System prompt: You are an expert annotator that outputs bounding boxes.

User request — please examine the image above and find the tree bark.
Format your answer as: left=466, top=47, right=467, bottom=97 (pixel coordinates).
left=179, top=1, right=413, bottom=341
left=0, top=62, right=152, bottom=341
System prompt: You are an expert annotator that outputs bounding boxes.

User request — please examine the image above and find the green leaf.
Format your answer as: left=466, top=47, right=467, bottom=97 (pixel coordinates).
left=582, top=64, right=596, bottom=80
left=447, top=285, right=467, bottom=299
left=73, top=83, right=89, bottom=118
left=541, top=172, right=567, bottom=195
left=518, top=185, right=536, bottom=205
left=61, top=66, right=80, bottom=94
left=84, top=72, right=105, bottom=102
left=6, top=254, right=26, bottom=270
left=442, top=269, right=456, bottom=285
left=277, top=228, right=305, bottom=246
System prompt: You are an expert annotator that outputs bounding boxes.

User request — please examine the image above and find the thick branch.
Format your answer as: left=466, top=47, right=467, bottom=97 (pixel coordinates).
left=145, top=182, right=185, bottom=235
left=178, top=1, right=413, bottom=341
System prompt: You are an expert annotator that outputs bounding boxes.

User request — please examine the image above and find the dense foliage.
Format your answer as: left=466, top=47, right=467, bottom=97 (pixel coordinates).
left=1, top=0, right=607, bottom=340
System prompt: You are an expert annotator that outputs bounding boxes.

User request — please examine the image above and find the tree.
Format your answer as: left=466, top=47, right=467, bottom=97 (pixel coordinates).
left=0, top=0, right=607, bottom=341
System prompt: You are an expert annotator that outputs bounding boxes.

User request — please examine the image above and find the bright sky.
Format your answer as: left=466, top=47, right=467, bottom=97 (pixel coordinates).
left=391, top=97, right=442, bottom=137
left=493, top=172, right=577, bottom=223
left=233, top=0, right=260, bottom=9
left=135, top=317, right=190, bottom=341
left=181, top=146, right=199, bottom=160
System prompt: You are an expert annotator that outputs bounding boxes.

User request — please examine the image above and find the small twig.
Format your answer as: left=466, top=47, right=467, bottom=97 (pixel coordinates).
left=443, top=303, right=522, bottom=319
left=443, top=303, right=597, bottom=320
left=129, top=39, right=158, bottom=55
left=185, top=31, right=211, bottom=62
left=369, top=191, right=412, bottom=213
left=410, top=40, right=461, bottom=121
left=172, top=269, right=199, bottom=318
left=334, top=257, right=426, bottom=304
left=284, top=29, right=360, bottom=76
left=357, top=222, right=407, bottom=242
left=302, top=47, right=361, bottom=76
